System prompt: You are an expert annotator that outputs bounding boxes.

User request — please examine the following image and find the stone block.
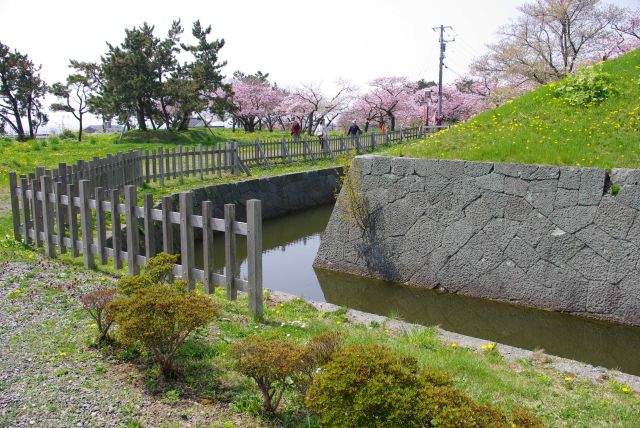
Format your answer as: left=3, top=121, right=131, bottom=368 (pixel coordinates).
left=536, top=232, right=585, bottom=264
left=616, top=185, right=640, bottom=210
left=505, top=236, right=539, bottom=269
left=494, top=162, right=538, bottom=178
left=578, top=168, right=606, bottom=205
left=607, top=243, right=639, bottom=284
left=549, top=206, right=597, bottom=234
left=554, top=189, right=578, bottom=209
left=504, top=176, right=529, bottom=196
left=575, top=224, right=619, bottom=261
left=464, top=161, right=493, bottom=177
left=442, top=217, right=476, bottom=255
left=370, top=156, right=392, bottom=175
left=414, top=158, right=439, bottom=177
left=515, top=211, right=552, bottom=246
left=558, top=167, right=581, bottom=190
left=390, top=157, right=415, bottom=176
left=474, top=173, right=504, bottom=192
left=525, top=165, right=560, bottom=180
left=594, top=198, right=636, bottom=239
left=568, top=247, right=609, bottom=281
left=525, top=191, right=556, bottom=216
left=528, top=179, right=558, bottom=193
left=354, top=155, right=374, bottom=175
left=436, top=159, right=465, bottom=178
left=586, top=282, right=622, bottom=314
left=611, top=168, right=640, bottom=186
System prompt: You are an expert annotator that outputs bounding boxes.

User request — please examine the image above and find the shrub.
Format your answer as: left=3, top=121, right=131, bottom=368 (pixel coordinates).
left=108, top=286, right=219, bottom=378
left=553, top=66, right=618, bottom=107
left=230, top=336, right=307, bottom=414
left=59, top=129, right=77, bottom=140
left=296, top=331, right=344, bottom=396
left=306, top=344, right=508, bottom=427
left=116, top=252, right=179, bottom=295
left=80, top=288, right=118, bottom=343
left=511, top=407, right=545, bottom=428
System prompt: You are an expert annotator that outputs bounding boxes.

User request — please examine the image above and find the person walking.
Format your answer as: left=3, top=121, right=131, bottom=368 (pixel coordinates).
left=347, top=120, right=361, bottom=148
left=380, top=122, right=385, bottom=134
left=290, top=118, right=301, bottom=141
left=314, top=119, right=328, bottom=153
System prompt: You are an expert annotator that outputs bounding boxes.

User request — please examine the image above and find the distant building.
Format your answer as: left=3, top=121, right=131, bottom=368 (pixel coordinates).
left=84, top=120, right=124, bottom=134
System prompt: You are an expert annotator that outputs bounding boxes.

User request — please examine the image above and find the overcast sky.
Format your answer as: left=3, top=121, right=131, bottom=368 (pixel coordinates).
left=1, top=0, right=636, bottom=131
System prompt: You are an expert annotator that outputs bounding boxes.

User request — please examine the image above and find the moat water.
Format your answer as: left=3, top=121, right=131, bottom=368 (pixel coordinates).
left=195, top=204, right=640, bottom=376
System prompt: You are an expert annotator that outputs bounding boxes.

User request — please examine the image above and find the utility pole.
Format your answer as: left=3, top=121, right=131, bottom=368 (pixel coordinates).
left=432, top=25, right=454, bottom=122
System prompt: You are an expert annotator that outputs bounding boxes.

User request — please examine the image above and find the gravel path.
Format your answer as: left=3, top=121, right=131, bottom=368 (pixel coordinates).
left=0, top=257, right=255, bottom=428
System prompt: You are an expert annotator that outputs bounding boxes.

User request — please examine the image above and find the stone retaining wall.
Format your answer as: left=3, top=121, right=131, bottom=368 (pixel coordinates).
left=172, top=167, right=341, bottom=222
left=314, top=155, right=640, bottom=326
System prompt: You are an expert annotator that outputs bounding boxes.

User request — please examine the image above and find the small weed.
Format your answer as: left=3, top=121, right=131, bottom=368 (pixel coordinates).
left=611, top=184, right=621, bottom=195
left=163, top=388, right=181, bottom=404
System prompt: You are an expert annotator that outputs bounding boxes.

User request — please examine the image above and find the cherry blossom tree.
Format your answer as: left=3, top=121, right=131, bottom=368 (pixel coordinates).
left=227, top=78, right=285, bottom=132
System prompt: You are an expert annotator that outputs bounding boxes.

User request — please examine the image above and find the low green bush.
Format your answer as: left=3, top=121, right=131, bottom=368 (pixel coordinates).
left=306, top=344, right=510, bottom=427
left=116, top=252, right=179, bottom=295
left=109, top=286, right=219, bottom=378
left=553, top=66, right=618, bottom=107
left=231, top=336, right=307, bottom=414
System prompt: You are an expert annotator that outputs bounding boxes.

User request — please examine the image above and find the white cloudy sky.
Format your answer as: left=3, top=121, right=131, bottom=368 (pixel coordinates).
left=1, top=0, right=636, bottom=131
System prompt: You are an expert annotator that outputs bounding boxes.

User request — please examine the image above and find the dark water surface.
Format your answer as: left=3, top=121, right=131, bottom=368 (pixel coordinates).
left=195, top=204, right=640, bottom=376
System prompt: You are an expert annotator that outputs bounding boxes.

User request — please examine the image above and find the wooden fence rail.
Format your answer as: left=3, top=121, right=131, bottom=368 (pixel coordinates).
left=10, top=126, right=447, bottom=202
left=9, top=175, right=263, bottom=317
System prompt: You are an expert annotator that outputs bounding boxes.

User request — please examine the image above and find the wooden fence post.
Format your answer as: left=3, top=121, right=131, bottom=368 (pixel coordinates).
left=152, top=149, right=157, bottom=182
left=41, top=175, right=55, bottom=258
left=161, top=196, right=174, bottom=255
left=179, top=191, right=195, bottom=290
left=202, top=200, right=214, bottom=294
left=20, top=176, right=31, bottom=245
left=54, top=181, right=66, bottom=254
left=67, top=184, right=79, bottom=257
left=143, top=194, right=156, bottom=260
left=178, top=146, right=183, bottom=180
left=31, top=177, right=42, bottom=248
left=198, top=144, right=204, bottom=180
left=158, top=148, right=165, bottom=186
left=95, top=187, right=107, bottom=265
left=79, top=180, right=95, bottom=269
left=224, top=203, right=237, bottom=300
left=124, top=185, right=139, bottom=275
left=247, top=199, right=262, bottom=318
left=110, top=189, right=122, bottom=270
left=9, top=173, right=20, bottom=240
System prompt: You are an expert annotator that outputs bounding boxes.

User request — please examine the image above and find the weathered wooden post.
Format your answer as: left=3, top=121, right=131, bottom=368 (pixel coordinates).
left=19, top=176, right=31, bottom=245
left=54, top=181, right=65, bottom=254
left=143, top=194, right=156, bottom=260
left=124, top=185, right=139, bottom=275
left=31, top=177, right=42, bottom=248
left=110, top=189, right=122, bottom=270
left=161, top=196, right=174, bottom=255
left=41, top=175, right=55, bottom=258
left=224, top=203, right=237, bottom=300
left=198, top=144, right=204, bottom=180
left=247, top=199, right=262, bottom=318
left=79, top=180, right=95, bottom=269
left=9, top=173, right=20, bottom=240
left=95, top=187, right=107, bottom=265
left=67, top=184, right=79, bottom=257
left=178, top=146, right=184, bottom=180
left=202, top=200, right=214, bottom=294
left=179, top=191, right=195, bottom=290
left=152, top=149, right=157, bottom=182
left=158, top=148, right=165, bottom=186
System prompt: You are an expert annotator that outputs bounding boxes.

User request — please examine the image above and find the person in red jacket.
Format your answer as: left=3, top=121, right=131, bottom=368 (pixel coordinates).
left=290, top=119, right=301, bottom=141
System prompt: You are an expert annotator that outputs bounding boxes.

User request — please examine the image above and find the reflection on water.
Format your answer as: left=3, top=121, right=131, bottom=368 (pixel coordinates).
left=195, top=204, right=640, bottom=375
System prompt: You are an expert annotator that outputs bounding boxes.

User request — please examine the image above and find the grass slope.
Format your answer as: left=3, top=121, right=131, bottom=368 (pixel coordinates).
left=388, top=49, right=640, bottom=168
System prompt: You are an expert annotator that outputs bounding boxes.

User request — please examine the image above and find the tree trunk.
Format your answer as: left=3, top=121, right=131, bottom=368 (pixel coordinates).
left=78, top=113, right=83, bottom=142
left=306, top=112, right=314, bottom=135
left=136, top=99, right=147, bottom=131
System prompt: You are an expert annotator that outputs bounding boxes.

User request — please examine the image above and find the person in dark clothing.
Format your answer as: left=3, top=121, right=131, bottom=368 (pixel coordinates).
left=347, top=120, right=361, bottom=136
left=291, top=119, right=301, bottom=141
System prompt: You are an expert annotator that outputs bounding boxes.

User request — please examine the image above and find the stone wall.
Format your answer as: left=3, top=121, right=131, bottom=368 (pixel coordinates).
left=172, top=167, right=341, bottom=222
left=314, top=155, right=640, bottom=326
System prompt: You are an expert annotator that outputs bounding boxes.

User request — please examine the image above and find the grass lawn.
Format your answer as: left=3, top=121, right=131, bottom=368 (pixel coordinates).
left=386, top=48, right=640, bottom=169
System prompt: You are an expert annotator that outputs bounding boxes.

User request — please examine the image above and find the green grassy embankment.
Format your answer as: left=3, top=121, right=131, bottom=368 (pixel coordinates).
left=387, top=49, right=640, bottom=168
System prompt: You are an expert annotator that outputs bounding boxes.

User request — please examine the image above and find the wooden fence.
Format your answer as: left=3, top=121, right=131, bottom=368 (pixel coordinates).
left=11, top=126, right=446, bottom=200
left=8, top=175, right=264, bottom=316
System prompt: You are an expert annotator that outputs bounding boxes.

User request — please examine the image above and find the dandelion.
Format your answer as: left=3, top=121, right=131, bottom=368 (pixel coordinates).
left=621, top=386, right=631, bottom=393
left=99, top=277, right=107, bottom=282
left=279, top=303, right=284, bottom=308
left=59, top=352, right=67, bottom=357
left=336, top=321, right=342, bottom=325
left=385, top=329, right=390, bottom=333
left=450, top=343, right=458, bottom=348
left=275, top=310, right=280, bottom=314
left=89, top=323, right=97, bottom=327
left=564, top=376, right=573, bottom=381
left=487, top=343, right=496, bottom=350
